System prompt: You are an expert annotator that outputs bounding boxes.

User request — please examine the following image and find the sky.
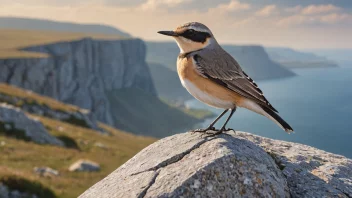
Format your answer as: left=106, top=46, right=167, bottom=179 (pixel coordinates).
left=0, top=0, right=351, bottom=49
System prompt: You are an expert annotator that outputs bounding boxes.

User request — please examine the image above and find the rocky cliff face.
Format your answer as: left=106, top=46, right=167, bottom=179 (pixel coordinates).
left=80, top=131, right=351, bottom=198
left=0, top=38, right=156, bottom=128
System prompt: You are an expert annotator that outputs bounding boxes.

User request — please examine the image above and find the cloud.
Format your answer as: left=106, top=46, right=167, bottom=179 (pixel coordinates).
left=138, top=0, right=192, bottom=11
left=209, top=0, right=251, bottom=13
left=0, top=1, right=351, bottom=48
left=320, top=13, right=352, bottom=23
left=301, top=4, right=340, bottom=15
left=277, top=13, right=352, bottom=26
left=255, top=5, right=277, bottom=17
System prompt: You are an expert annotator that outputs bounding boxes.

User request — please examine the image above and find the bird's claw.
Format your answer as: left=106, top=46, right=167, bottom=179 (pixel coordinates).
left=191, top=126, right=216, bottom=134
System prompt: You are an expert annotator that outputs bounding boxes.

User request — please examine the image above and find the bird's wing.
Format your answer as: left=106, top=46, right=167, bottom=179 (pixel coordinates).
left=193, top=48, right=278, bottom=112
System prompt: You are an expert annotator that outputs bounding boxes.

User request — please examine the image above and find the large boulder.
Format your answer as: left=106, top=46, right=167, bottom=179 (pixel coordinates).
left=80, top=131, right=351, bottom=198
left=0, top=103, right=63, bottom=146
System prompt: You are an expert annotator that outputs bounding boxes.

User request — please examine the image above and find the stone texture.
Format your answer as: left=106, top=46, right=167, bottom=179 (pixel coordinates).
left=0, top=38, right=156, bottom=129
left=80, top=131, right=352, bottom=198
left=79, top=132, right=290, bottom=198
left=0, top=92, right=104, bottom=133
left=33, top=167, right=59, bottom=177
left=69, top=159, right=100, bottom=172
left=0, top=103, right=63, bottom=146
left=235, top=132, right=352, bottom=198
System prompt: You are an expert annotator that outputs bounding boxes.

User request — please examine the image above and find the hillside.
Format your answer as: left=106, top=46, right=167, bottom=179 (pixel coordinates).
left=106, top=88, right=213, bottom=137
left=0, top=114, right=155, bottom=198
left=0, top=84, right=155, bottom=198
left=0, top=28, right=124, bottom=58
left=148, top=62, right=192, bottom=103
left=0, top=17, right=130, bottom=37
left=146, top=41, right=295, bottom=80
left=265, top=47, right=338, bottom=69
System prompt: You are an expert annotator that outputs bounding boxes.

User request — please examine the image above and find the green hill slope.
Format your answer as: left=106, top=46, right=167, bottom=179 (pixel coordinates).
left=106, top=88, right=211, bottom=137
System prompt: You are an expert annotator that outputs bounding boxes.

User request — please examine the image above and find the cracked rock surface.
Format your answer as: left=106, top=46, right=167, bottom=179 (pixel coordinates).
left=80, top=132, right=291, bottom=197
left=80, top=131, right=352, bottom=198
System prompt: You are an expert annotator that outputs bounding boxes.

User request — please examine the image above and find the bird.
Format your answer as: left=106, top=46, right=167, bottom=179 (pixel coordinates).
left=158, top=22, right=293, bottom=136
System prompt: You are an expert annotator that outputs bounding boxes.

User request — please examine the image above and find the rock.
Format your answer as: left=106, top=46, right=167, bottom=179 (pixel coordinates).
left=0, top=103, right=63, bottom=146
left=33, top=167, right=59, bottom=177
left=80, top=131, right=352, bottom=198
left=69, top=159, right=100, bottom=172
left=94, top=142, right=108, bottom=149
left=0, top=92, right=105, bottom=133
left=0, top=38, right=156, bottom=130
left=235, top=132, right=352, bottom=198
left=79, top=132, right=290, bottom=198
left=0, top=183, right=38, bottom=198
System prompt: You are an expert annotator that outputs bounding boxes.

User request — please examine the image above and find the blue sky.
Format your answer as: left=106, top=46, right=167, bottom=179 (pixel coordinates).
left=0, top=0, right=351, bottom=49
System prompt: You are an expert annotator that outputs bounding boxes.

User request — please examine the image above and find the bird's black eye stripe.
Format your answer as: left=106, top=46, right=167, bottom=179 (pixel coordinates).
left=181, top=29, right=211, bottom=43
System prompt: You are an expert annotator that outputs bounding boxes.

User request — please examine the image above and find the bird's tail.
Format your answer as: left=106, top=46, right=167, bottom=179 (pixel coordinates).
left=259, top=104, right=293, bottom=133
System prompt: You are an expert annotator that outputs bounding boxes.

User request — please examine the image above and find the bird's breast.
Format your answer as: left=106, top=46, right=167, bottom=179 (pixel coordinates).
left=177, top=56, right=241, bottom=109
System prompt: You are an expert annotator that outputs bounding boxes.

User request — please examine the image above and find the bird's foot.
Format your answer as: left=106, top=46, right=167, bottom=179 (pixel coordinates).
left=204, top=127, right=234, bottom=138
left=191, top=126, right=216, bottom=134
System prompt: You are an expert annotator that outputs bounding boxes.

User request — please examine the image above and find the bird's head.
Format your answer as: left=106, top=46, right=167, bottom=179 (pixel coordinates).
left=158, top=22, right=216, bottom=53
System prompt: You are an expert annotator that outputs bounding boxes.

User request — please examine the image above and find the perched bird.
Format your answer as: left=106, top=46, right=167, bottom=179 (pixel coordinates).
left=158, top=22, right=293, bottom=136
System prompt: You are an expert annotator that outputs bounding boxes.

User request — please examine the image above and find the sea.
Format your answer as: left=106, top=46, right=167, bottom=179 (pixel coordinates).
left=185, top=67, right=352, bottom=158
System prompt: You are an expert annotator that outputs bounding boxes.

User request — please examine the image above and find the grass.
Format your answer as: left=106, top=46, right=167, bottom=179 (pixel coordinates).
left=106, top=88, right=207, bottom=137
left=0, top=115, right=155, bottom=197
left=0, top=83, right=80, bottom=113
left=0, top=28, right=126, bottom=58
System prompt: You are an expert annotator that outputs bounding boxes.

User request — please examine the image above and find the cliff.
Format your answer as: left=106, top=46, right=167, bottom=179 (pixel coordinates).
left=0, top=38, right=156, bottom=129
left=222, top=45, right=296, bottom=80
left=146, top=42, right=295, bottom=80
left=80, top=131, right=352, bottom=198
left=265, top=47, right=338, bottom=69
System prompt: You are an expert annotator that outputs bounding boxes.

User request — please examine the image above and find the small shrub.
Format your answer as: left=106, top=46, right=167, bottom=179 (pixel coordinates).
left=0, top=175, right=56, bottom=198
left=56, top=135, right=80, bottom=150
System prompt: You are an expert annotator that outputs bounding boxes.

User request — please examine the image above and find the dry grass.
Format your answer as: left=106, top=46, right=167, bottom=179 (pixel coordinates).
left=0, top=115, right=156, bottom=197
left=0, top=29, right=126, bottom=58
left=0, top=83, right=81, bottom=112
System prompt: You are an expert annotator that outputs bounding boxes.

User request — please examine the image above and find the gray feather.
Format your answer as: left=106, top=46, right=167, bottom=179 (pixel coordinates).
left=190, top=47, right=278, bottom=113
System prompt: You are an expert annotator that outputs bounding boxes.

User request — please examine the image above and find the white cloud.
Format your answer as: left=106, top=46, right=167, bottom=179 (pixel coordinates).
left=209, top=0, right=251, bottom=13
left=255, top=5, right=277, bottom=17
left=301, top=4, right=340, bottom=15
left=320, top=13, right=351, bottom=23
left=138, top=0, right=192, bottom=11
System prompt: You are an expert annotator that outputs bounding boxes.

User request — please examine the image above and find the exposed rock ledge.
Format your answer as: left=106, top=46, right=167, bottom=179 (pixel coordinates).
left=80, top=131, right=352, bottom=198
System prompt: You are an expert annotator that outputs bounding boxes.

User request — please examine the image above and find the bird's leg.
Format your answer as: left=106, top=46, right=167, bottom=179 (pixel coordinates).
left=207, top=107, right=236, bottom=137
left=191, top=109, right=228, bottom=133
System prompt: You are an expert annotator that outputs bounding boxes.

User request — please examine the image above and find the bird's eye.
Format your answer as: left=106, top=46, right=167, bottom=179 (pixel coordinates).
left=188, top=29, right=195, bottom=34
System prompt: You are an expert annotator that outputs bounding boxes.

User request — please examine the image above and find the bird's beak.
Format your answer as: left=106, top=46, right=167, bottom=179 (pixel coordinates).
left=157, top=31, right=179, bottom=37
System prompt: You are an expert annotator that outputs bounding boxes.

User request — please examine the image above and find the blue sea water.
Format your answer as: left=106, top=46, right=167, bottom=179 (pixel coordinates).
left=185, top=67, right=352, bottom=158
